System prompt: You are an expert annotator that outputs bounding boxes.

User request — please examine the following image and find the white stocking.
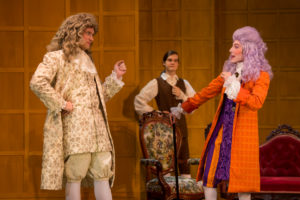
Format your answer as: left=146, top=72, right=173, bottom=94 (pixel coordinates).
left=238, top=193, right=251, bottom=200
left=203, top=186, right=217, bottom=200
left=94, top=180, right=112, bottom=200
left=65, top=182, right=81, bottom=200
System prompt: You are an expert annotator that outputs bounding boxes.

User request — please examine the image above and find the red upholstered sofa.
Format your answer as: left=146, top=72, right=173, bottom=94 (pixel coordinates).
left=220, top=124, right=300, bottom=200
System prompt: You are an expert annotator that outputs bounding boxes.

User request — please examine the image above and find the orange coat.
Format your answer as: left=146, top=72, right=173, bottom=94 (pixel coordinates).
left=182, top=71, right=270, bottom=193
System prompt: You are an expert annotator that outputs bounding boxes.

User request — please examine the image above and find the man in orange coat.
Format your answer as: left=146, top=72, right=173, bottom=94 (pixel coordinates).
left=171, top=26, right=273, bottom=200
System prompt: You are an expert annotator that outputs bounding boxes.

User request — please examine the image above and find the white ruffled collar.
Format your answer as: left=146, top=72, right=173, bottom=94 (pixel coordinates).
left=72, top=50, right=97, bottom=74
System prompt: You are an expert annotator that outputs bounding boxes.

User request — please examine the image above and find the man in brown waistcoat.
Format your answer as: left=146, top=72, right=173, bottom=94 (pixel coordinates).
left=134, top=50, right=195, bottom=176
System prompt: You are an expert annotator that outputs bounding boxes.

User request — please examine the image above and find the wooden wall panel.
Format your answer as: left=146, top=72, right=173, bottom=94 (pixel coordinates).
left=28, top=32, right=55, bottom=70
left=264, top=41, right=277, bottom=69
left=182, top=11, right=212, bottom=37
left=249, top=0, right=277, bottom=9
left=222, top=0, right=248, bottom=10
left=70, top=0, right=99, bottom=13
left=152, top=0, right=179, bottom=9
left=139, top=40, right=152, bottom=68
left=103, top=0, right=135, bottom=11
left=280, top=100, right=300, bottom=125
left=222, top=14, right=248, bottom=39
left=258, top=100, right=277, bottom=126
left=184, top=69, right=215, bottom=126
left=102, top=51, right=136, bottom=85
left=28, top=0, right=65, bottom=27
left=182, top=41, right=212, bottom=68
left=279, top=0, right=300, bottom=8
left=28, top=114, right=45, bottom=152
left=0, top=114, right=24, bottom=151
left=106, top=87, right=138, bottom=119
left=0, top=32, right=23, bottom=68
left=103, top=16, right=135, bottom=47
left=139, top=11, right=152, bottom=38
left=25, top=156, right=42, bottom=193
left=182, top=0, right=212, bottom=9
left=248, top=14, right=277, bottom=38
left=0, top=73, right=24, bottom=109
left=0, top=156, right=24, bottom=193
left=187, top=127, right=206, bottom=165
left=0, top=0, right=23, bottom=26
left=279, top=13, right=300, bottom=38
left=279, top=42, right=300, bottom=67
left=153, top=11, right=180, bottom=37
left=279, top=71, right=300, bottom=96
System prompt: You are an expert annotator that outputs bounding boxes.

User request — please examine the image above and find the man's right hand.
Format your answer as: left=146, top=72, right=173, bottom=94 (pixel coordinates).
left=170, top=103, right=183, bottom=119
left=220, top=71, right=231, bottom=81
left=63, top=101, right=73, bottom=112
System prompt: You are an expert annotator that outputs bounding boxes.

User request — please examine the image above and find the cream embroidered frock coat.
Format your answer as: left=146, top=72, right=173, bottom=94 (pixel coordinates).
left=30, top=49, right=123, bottom=190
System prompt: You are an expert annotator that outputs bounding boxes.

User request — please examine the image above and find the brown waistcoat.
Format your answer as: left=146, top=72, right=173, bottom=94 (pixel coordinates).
left=155, top=77, right=188, bottom=138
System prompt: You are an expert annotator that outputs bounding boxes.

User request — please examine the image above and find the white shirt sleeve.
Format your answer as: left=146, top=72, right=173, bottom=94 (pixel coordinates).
left=134, top=79, right=158, bottom=116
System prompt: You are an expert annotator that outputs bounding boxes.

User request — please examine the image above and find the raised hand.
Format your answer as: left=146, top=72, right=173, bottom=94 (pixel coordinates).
left=114, top=60, right=127, bottom=79
left=220, top=71, right=232, bottom=81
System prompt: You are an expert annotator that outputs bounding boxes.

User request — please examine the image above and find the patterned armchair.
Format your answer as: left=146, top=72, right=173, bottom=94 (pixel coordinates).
left=139, top=111, right=204, bottom=200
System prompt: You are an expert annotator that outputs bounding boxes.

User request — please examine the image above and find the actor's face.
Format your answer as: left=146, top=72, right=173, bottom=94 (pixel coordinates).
left=80, top=27, right=95, bottom=50
left=163, top=54, right=179, bottom=74
left=229, top=40, right=243, bottom=63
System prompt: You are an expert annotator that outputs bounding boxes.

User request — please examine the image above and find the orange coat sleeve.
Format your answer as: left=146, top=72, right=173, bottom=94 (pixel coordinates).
left=182, top=75, right=224, bottom=113
left=234, top=71, right=270, bottom=111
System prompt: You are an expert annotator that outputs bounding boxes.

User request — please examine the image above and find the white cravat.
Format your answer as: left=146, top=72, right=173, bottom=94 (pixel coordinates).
left=161, top=72, right=179, bottom=86
left=224, top=62, right=243, bottom=100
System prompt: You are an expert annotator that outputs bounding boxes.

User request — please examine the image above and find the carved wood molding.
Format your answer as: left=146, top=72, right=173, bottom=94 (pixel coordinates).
left=266, top=124, right=300, bottom=141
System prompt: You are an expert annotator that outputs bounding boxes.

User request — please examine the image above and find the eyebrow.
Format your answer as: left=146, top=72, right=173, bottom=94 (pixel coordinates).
left=167, top=58, right=178, bottom=60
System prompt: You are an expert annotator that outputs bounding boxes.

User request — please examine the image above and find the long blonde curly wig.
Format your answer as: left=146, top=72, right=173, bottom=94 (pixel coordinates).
left=47, top=13, right=98, bottom=61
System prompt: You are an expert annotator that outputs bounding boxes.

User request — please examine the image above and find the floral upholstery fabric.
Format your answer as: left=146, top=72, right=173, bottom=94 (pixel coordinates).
left=143, top=121, right=174, bottom=171
left=146, top=176, right=203, bottom=194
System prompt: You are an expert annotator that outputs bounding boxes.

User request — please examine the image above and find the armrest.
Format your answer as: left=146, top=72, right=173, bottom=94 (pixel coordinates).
left=141, top=158, right=163, bottom=171
left=188, top=158, right=200, bottom=165
left=140, top=158, right=171, bottom=195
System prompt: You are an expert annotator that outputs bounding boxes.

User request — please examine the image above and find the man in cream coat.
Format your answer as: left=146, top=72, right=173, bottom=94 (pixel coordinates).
left=30, top=13, right=126, bottom=200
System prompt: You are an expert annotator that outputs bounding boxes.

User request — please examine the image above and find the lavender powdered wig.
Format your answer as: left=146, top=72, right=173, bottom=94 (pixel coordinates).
left=223, top=26, right=273, bottom=82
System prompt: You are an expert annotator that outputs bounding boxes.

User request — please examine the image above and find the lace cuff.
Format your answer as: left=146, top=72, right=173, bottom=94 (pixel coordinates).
left=170, top=103, right=186, bottom=119
left=109, top=70, right=125, bottom=87
left=61, top=100, right=67, bottom=110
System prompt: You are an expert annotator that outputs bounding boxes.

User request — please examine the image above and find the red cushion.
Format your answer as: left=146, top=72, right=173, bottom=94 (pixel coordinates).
left=260, top=135, right=300, bottom=177
left=261, top=177, right=300, bottom=192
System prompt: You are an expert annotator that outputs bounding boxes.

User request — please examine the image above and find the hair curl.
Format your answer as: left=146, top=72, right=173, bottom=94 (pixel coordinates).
left=223, top=26, right=273, bottom=82
left=47, top=13, right=98, bottom=61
